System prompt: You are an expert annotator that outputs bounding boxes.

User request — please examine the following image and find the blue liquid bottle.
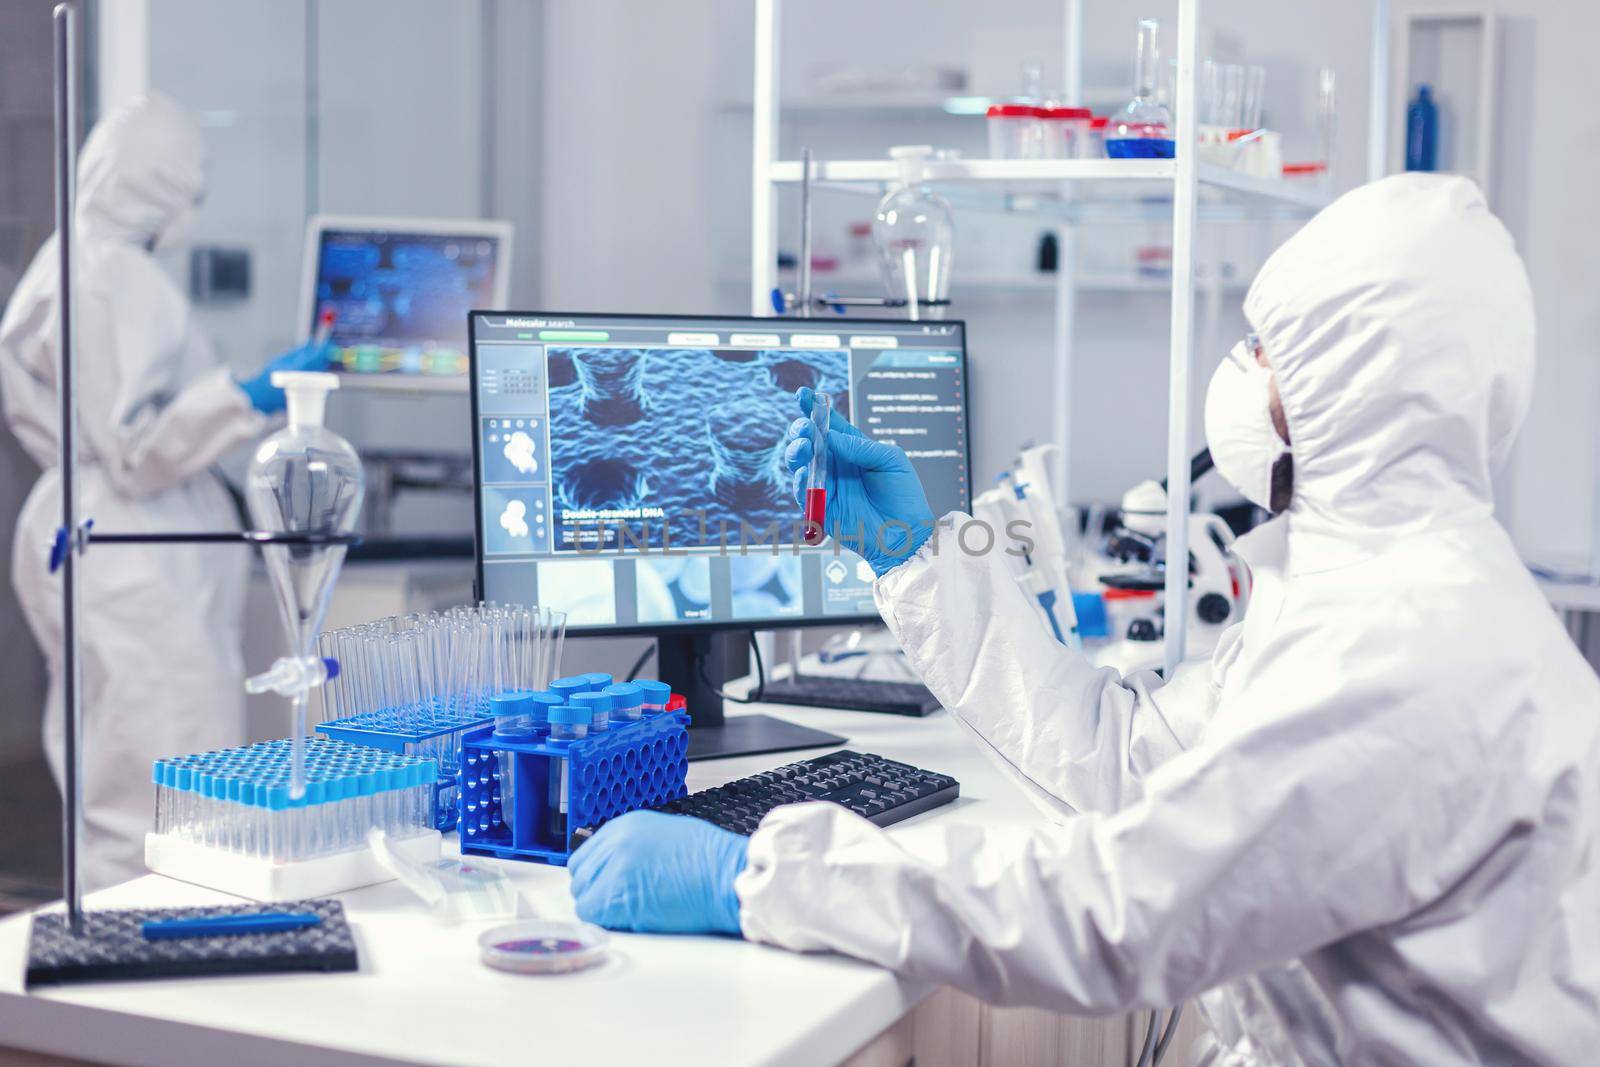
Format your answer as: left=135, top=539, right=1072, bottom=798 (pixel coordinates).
left=1405, top=84, right=1437, bottom=172
left=1106, top=19, right=1175, bottom=160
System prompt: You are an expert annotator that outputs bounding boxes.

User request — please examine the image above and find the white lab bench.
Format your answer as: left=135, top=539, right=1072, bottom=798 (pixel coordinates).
left=0, top=702, right=1159, bottom=1067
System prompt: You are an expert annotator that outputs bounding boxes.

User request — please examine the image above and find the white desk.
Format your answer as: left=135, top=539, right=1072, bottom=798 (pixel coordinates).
left=0, top=703, right=1049, bottom=1067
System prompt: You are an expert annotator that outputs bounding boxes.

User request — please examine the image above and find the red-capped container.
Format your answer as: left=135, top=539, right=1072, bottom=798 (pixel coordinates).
left=987, top=103, right=1044, bottom=160
left=1083, top=115, right=1110, bottom=158
left=1039, top=106, right=1092, bottom=159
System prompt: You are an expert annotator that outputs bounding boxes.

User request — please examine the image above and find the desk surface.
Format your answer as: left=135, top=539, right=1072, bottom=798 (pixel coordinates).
left=0, top=701, right=1043, bottom=1067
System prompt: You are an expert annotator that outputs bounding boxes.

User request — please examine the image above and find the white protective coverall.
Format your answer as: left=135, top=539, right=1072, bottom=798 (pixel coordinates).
left=736, top=174, right=1600, bottom=1064
left=0, top=94, right=266, bottom=890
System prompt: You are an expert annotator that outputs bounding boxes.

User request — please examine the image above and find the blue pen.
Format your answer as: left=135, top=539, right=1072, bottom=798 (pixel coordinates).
left=141, top=912, right=322, bottom=941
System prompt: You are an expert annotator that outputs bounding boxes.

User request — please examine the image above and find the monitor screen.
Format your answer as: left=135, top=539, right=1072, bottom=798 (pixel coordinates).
left=470, top=313, right=970, bottom=634
left=304, top=218, right=509, bottom=384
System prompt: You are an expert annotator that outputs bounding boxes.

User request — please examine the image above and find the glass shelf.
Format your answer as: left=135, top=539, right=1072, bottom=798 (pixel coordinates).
left=768, top=158, right=1330, bottom=221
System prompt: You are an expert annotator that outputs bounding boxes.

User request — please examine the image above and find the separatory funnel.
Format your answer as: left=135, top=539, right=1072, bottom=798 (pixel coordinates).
left=245, top=372, right=364, bottom=798
left=871, top=145, right=955, bottom=321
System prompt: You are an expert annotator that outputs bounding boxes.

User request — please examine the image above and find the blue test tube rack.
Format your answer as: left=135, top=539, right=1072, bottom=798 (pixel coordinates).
left=317, top=703, right=492, bottom=832
left=150, top=739, right=438, bottom=865
left=457, top=711, right=690, bottom=866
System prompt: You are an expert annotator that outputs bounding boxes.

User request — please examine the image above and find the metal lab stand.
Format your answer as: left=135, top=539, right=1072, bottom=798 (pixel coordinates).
left=45, top=3, right=356, bottom=931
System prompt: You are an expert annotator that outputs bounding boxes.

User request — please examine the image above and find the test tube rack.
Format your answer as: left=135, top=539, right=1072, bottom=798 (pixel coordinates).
left=144, top=738, right=443, bottom=902
left=318, top=703, right=492, bottom=832
left=458, top=711, right=690, bottom=866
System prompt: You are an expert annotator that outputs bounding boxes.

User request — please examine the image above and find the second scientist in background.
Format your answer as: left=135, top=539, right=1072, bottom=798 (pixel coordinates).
left=0, top=93, right=328, bottom=889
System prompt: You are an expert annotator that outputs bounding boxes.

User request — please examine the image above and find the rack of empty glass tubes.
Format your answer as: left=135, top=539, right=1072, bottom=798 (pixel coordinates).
left=315, top=604, right=569, bottom=831
left=143, top=603, right=569, bottom=901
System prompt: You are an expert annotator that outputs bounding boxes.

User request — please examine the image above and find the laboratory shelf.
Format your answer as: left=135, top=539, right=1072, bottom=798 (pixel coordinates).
left=1194, top=163, right=1333, bottom=211
left=732, top=269, right=1247, bottom=296
left=770, top=157, right=1175, bottom=184
left=769, top=157, right=1329, bottom=219
left=749, top=0, right=1372, bottom=684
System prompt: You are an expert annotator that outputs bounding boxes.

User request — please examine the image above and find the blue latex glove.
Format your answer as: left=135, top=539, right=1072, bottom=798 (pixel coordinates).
left=568, top=811, right=748, bottom=935
left=783, top=386, right=935, bottom=577
left=238, top=339, right=333, bottom=414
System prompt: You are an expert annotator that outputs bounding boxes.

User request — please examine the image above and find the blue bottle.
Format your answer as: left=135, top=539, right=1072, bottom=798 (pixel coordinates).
left=1405, top=84, right=1437, bottom=172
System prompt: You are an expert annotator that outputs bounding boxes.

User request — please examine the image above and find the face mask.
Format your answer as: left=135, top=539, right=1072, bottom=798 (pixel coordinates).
left=150, top=200, right=199, bottom=254
left=1205, top=338, right=1289, bottom=510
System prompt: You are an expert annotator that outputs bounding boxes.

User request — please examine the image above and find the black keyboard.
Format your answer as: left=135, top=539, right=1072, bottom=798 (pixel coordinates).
left=760, top=674, right=943, bottom=717
left=570, top=750, right=959, bottom=846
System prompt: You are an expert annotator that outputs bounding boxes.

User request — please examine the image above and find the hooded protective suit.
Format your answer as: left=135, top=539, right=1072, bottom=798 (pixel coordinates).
left=734, top=174, right=1600, bottom=1064
left=0, top=94, right=266, bottom=890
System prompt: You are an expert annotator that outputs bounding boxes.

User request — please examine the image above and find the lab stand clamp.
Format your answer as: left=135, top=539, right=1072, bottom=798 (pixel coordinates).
left=458, top=712, right=691, bottom=866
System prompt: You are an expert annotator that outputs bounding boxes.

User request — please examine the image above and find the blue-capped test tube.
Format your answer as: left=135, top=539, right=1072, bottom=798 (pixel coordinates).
left=603, top=682, right=643, bottom=723
left=547, top=704, right=591, bottom=840
left=550, top=675, right=588, bottom=704
left=524, top=691, right=563, bottom=736
left=490, top=690, right=534, bottom=740
left=634, top=679, right=671, bottom=715
left=572, top=690, right=612, bottom=733
left=580, top=672, right=613, bottom=692
left=489, top=691, right=533, bottom=835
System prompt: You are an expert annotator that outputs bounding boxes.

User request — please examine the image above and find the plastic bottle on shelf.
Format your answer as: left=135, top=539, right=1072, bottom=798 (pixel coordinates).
left=1107, top=19, right=1175, bottom=159
left=1040, top=107, right=1092, bottom=159
left=986, top=104, right=1044, bottom=160
left=1082, top=116, right=1109, bottom=158
left=1405, top=84, right=1437, bottom=172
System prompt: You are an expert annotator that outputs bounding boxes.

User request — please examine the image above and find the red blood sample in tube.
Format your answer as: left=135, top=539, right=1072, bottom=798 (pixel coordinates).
left=803, top=487, right=827, bottom=545
left=801, top=392, right=831, bottom=545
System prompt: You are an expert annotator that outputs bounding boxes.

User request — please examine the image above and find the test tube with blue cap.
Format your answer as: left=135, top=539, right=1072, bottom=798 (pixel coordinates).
left=489, top=691, right=535, bottom=833
left=150, top=738, right=435, bottom=864
left=550, top=676, right=588, bottom=703
left=572, top=691, right=612, bottom=734
left=580, top=672, right=613, bottom=692
left=634, top=680, right=671, bottom=715
left=603, top=682, right=643, bottom=723
left=525, top=691, right=562, bottom=736
left=546, top=704, right=592, bottom=840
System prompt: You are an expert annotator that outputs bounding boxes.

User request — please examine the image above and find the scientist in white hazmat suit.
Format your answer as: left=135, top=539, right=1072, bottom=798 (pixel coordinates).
left=570, top=173, right=1600, bottom=1064
left=0, top=93, right=330, bottom=890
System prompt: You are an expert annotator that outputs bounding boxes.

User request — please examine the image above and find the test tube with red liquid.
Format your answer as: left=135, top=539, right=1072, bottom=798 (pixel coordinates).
left=313, top=307, right=336, bottom=346
left=802, top=392, right=830, bottom=546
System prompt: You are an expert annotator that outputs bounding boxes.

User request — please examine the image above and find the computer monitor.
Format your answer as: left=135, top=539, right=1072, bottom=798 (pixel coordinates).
left=468, top=312, right=970, bottom=757
left=299, top=215, right=513, bottom=392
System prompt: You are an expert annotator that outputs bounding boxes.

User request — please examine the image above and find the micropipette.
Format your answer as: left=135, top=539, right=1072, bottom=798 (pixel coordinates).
left=802, top=392, right=831, bottom=546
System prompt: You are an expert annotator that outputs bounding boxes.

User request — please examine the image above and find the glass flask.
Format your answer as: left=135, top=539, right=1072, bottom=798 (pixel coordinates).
left=246, top=372, right=364, bottom=798
left=871, top=146, right=955, bottom=321
left=1106, top=19, right=1175, bottom=159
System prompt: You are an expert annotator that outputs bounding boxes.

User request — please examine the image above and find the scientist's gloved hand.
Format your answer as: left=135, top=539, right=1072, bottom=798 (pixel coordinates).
left=568, top=811, right=748, bottom=935
left=784, top=386, right=935, bottom=577
left=237, top=339, right=334, bottom=414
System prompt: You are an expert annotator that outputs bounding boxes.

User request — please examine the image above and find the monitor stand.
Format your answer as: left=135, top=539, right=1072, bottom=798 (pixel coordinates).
left=657, top=631, right=845, bottom=761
